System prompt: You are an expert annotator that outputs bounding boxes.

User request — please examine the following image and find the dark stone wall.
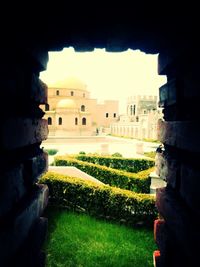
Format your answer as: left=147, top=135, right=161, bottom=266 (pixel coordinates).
left=0, top=5, right=200, bottom=266
left=0, top=48, right=49, bottom=267
left=154, top=52, right=200, bottom=267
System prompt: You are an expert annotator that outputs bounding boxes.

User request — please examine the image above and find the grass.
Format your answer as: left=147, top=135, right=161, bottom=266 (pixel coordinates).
left=44, top=207, right=156, bottom=267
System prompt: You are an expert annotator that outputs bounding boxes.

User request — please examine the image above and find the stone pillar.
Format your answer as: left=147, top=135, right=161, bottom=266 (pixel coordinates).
left=101, top=143, right=109, bottom=155
left=136, top=142, right=144, bottom=154
left=153, top=51, right=200, bottom=267
left=0, top=47, right=49, bottom=267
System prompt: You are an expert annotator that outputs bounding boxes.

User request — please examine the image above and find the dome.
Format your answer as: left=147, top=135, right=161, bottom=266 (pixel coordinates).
left=51, top=76, right=87, bottom=91
left=57, top=99, right=77, bottom=109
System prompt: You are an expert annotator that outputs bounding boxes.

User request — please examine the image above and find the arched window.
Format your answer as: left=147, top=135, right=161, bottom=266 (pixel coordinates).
left=45, top=104, right=49, bottom=111
left=82, top=117, right=86, bottom=125
left=106, top=113, right=109, bottom=118
left=133, top=105, right=136, bottom=115
left=130, top=105, right=133, bottom=115
left=75, top=117, right=78, bottom=125
left=58, top=117, right=62, bottom=125
left=47, top=117, right=52, bottom=125
left=81, top=105, right=85, bottom=112
left=71, top=91, right=74, bottom=96
left=113, top=113, right=116, bottom=118
left=56, top=90, right=59, bottom=96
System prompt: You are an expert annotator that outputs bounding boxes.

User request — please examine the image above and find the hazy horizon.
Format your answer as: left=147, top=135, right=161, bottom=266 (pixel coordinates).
left=40, top=48, right=166, bottom=114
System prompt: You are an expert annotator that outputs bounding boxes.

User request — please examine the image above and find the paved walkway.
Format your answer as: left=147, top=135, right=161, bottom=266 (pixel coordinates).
left=42, top=135, right=158, bottom=159
left=48, top=166, right=104, bottom=185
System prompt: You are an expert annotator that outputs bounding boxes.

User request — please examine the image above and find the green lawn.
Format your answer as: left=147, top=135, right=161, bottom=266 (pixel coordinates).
left=44, top=207, right=156, bottom=267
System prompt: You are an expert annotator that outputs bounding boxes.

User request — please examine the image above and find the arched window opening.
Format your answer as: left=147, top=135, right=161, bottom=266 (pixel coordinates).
left=71, top=91, right=74, bottom=96
left=82, top=117, right=86, bottom=125
left=81, top=105, right=85, bottom=112
left=113, top=113, right=116, bottom=118
left=56, top=90, right=59, bottom=96
left=45, top=104, right=49, bottom=111
left=58, top=117, right=62, bottom=125
left=48, top=117, right=52, bottom=125
left=130, top=105, right=133, bottom=115
left=75, top=117, right=78, bottom=125
left=106, top=113, right=109, bottom=118
left=133, top=105, right=136, bottom=115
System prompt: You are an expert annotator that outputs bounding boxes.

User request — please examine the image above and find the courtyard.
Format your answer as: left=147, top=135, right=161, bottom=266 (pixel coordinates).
left=42, top=135, right=158, bottom=159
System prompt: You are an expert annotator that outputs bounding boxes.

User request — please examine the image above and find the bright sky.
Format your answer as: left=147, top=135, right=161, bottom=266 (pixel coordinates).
left=40, top=48, right=166, bottom=113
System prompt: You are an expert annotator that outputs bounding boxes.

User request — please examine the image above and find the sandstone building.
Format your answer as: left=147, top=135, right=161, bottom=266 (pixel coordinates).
left=43, top=77, right=119, bottom=136
left=111, top=95, right=162, bottom=140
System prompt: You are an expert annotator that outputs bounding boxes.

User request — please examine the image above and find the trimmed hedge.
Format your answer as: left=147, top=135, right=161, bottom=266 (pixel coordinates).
left=75, top=154, right=155, bottom=173
left=44, top=149, right=58, bottom=155
left=54, top=156, right=154, bottom=193
left=39, top=172, right=157, bottom=227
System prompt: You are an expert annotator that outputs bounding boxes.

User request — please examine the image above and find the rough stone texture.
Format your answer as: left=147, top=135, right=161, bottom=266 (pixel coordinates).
left=24, top=152, right=48, bottom=186
left=30, top=49, right=49, bottom=72
left=157, top=53, right=172, bottom=75
left=1, top=68, right=47, bottom=105
left=30, top=75, right=48, bottom=104
left=0, top=118, right=48, bottom=150
left=180, top=164, right=200, bottom=216
left=157, top=120, right=200, bottom=152
left=156, top=187, right=200, bottom=265
left=155, top=153, right=180, bottom=189
left=150, top=171, right=166, bottom=194
left=12, top=217, right=48, bottom=267
left=159, top=79, right=177, bottom=107
left=0, top=184, right=48, bottom=266
left=0, top=165, right=26, bottom=218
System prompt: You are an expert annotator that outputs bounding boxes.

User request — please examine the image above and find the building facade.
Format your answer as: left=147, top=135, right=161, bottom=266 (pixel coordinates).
left=43, top=77, right=119, bottom=136
left=111, top=95, right=162, bottom=140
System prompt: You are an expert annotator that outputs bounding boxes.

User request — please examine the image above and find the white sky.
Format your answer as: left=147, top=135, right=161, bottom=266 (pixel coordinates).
left=40, top=48, right=166, bottom=114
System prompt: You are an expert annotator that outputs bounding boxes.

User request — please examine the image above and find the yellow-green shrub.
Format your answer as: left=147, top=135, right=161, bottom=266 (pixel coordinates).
left=39, top=172, right=157, bottom=226
left=75, top=154, right=155, bottom=173
left=54, top=156, right=154, bottom=193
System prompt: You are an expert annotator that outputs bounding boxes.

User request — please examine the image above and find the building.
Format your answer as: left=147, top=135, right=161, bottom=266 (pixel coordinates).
left=43, top=77, right=119, bottom=136
left=111, top=95, right=162, bottom=140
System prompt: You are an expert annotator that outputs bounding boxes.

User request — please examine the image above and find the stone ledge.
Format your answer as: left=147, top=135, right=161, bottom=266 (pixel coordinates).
left=24, top=152, right=48, bottom=185
left=0, top=118, right=48, bottom=151
left=157, top=119, right=200, bottom=152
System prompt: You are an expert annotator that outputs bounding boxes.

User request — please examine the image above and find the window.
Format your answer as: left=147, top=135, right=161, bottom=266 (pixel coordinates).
left=133, top=105, right=136, bottom=115
left=113, top=113, right=116, bottom=118
left=71, top=91, right=74, bottom=96
left=83, top=93, right=85, bottom=97
left=45, top=104, right=49, bottom=111
left=47, top=117, right=52, bottom=125
left=56, top=90, right=59, bottom=96
left=75, top=117, right=78, bottom=125
left=81, top=105, right=85, bottom=112
left=58, top=117, right=62, bottom=125
left=82, top=117, right=86, bottom=125
left=106, top=113, right=109, bottom=118
left=130, top=105, right=133, bottom=115
left=136, top=116, right=139, bottom=122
